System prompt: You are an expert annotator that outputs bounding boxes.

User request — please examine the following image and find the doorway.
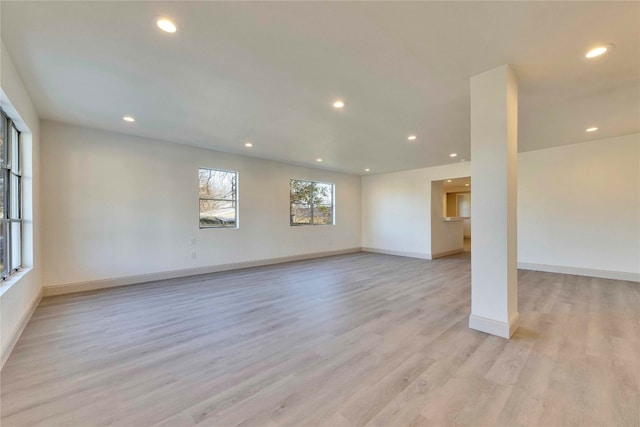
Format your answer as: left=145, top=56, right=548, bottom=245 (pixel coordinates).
left=443, top=177, right=471, bottom=253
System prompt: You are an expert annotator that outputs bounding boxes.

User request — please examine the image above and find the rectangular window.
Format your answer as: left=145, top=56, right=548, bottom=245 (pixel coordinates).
left=290, top=179, right=334, bottom=226
left=199, top=168, right=238, bottom=228
left=0, top=108, right=22, bottom=279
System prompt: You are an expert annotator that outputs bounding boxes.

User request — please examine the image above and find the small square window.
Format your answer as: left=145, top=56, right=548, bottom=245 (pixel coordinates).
left=290, top=179, right=334, bottom=226
left=198, top=168, right=238, bottom=228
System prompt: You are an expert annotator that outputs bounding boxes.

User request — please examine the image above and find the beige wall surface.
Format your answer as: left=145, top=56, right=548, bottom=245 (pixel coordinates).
left=362, top=133, right=640, bottom=279
left=0, top=41, right=42, bottom=367
left=40, top=121, right=362, bottom=289
left=361, top=162, right=471, bottom=259
left=518, top=133, right=639, bottom=277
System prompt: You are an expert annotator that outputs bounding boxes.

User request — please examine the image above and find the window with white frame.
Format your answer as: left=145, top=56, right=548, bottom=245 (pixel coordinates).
left=198, top=168, right=238, bottom=228
left=0, top=108, right=22, bottom=279
left=290, top=179, right=334, bottom=226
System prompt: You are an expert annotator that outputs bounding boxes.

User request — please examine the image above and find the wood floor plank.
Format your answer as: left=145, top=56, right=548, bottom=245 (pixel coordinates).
left=1, top=252, right=638, bottom=426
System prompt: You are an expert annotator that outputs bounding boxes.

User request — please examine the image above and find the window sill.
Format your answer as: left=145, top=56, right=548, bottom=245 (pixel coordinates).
left=290, top=224, right=336, bottom=227
left=0, top=267, right=34, bottom=298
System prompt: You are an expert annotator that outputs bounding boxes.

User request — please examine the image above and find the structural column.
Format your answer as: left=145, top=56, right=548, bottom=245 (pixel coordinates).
left=469, top=65, right=519, bottom=339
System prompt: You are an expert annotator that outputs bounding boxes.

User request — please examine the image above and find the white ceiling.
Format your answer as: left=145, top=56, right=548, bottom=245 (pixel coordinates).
left=2, top=1, right=638, bottom=175
left=443, top=177, right=471, bottom=192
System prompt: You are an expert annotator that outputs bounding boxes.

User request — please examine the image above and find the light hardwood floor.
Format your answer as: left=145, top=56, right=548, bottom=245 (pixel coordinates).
left=1, top=252, right=639, bottom=427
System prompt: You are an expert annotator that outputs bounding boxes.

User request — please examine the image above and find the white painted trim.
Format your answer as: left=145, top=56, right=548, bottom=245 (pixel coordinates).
left=1, top=288, right=42, bottom=369
left=431, top=248, right=464, bottom=259
left=0, top=267, right=34, bottom=298
left=518, top=262, right=639, bottom=283
left=469, top=312, right=520, bottom=339
left=361, top=247, right=432, bottom=260
left=43, top=248, right=363, bottom=296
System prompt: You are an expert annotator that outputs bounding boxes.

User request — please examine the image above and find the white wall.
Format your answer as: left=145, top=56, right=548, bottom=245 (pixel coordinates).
left=41, top=121, right=361, bottom=290
left=361, top=162, right=471, bottom=258
left=463, top=218, right=471, bottom=238
left=0, top=41, right=41, bottom=367
left=518, top=133, right=639, bottom=280
left=361, top=134, right=640, bottom=281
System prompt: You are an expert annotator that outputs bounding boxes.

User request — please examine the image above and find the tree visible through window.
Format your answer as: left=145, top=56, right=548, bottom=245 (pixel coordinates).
left=199, top=168, right=237, bottom=228
left=290, top=179, right=334, bottom=225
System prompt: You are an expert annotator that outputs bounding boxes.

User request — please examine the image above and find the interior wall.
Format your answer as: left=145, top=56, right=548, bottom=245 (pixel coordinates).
left=446, top=193, right=457, bottom=217
left=446, top=191, right=471, bottom=215
left=40, top=121, right=361, bottom=289
left=361, top=162, right=471, bottom=258
left=430, top=181, right=464, bottom=257
left=463, top=218, right=471, bottom=239
left=0, top=41, right=41, bottom=367
left=361, top=133, right=640, bottom=280
left=518, top=133, right=639, bottom=279
left=456, top=193, right=472, bottom=238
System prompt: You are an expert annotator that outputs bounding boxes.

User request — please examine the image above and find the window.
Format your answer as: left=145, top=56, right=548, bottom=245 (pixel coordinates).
left=199, top=168, right=238, bottom=228
left=290, top=179, right=334, bottom=226
left=0, top=108, right=22, bottom=279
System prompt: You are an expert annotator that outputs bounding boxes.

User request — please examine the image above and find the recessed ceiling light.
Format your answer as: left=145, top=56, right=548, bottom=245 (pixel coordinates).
left=585, top=46, right=610, bottom=58
left=586, top=127, right=598, bottom=132
left=123, top=116, right=135, bottom=122
left=157, top=18, right=177, bottom=33
left=446, top=180, right=452, bottom=183
left=365, top=168, right=370, bottom=172
left=449, top=153, right=458, bottom=158
left=465, top=183, right=470, bottom=187
left=408, top=135, right=417, bottom=141
left=333, top=100, right=346, bottom=109
left=316, top=158, right=323, bottom=162
left=244, top=142, right=253, bottom=147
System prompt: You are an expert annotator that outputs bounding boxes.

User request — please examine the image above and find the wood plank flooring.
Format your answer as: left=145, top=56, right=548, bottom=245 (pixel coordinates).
left=1, top=252, right=639, bottom=426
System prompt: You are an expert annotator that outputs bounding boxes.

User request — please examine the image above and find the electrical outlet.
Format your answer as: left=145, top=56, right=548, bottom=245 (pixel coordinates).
left=190, top=238, right=196, bottom=246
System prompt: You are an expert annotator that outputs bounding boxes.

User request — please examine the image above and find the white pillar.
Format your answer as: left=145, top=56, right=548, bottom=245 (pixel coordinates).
left=469, top=65, right=519, bottom=339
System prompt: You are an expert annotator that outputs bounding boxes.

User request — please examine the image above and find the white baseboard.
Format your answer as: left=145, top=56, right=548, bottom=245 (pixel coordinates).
left=362, top=247, right=432, bottom=260
left=518, top=262, right=639, bottom=283
left=1, top=289, right=42, bottom=369
left=431, top=248, right=464, bottom=259
left=469, top=312, right=520, bottom=339
left=43, top=247, right=363, bottom=297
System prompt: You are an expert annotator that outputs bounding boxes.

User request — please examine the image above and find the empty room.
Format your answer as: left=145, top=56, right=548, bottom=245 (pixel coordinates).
left=1, top=1, right=639, bottom=426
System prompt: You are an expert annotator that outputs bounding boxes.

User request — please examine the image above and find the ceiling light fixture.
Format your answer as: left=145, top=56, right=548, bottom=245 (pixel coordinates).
left=333, top=100, right=346, bottom=109
left=585, top=46, right=610, bottom=58
left=449, top=153, right=458, bottom=158
left=586, top=127, right=598, bottom=132
left=365, top=168, right=370, bottom=172
left=244, top=142, right=253, bottom=147
left=123, top=116, right=135, bottom=122
left=408, top=135, right=417, bottom=141
left=157, top=18, right=177, bottom=33
left=316, top=158, right=323, bottom=162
